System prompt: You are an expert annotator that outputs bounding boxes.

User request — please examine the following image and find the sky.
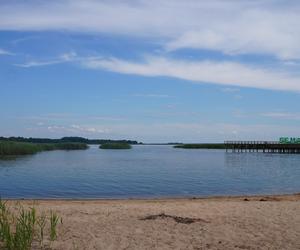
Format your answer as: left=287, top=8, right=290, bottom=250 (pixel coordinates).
left=0, top=0, right=300, bottom=143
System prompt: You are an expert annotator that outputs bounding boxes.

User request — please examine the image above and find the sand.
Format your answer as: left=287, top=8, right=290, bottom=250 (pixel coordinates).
left=5, top=194, right=300, bottom=250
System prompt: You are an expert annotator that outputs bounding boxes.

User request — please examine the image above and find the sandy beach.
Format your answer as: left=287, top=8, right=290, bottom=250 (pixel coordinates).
left=5, top=194, right=300, bottom=250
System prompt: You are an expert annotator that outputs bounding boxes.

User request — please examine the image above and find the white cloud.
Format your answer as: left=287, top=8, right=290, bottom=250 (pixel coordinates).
left=5, top=1, right=300, bottom=93
left=82, top=56, right=300, bottom=92
left=15, top=53, right=300, bottom=92
left=0, top=0, right=300, bottom=59
left=165, top=11, right=300, bottom=60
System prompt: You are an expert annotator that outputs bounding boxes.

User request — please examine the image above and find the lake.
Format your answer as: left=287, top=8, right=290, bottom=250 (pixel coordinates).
left=0, top=145, right=300, bottom=199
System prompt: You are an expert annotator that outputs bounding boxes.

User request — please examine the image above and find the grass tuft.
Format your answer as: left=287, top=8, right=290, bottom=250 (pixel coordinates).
left=0, top=199, right=62, bottom=250
left=49, top=211, right=59, bottom=241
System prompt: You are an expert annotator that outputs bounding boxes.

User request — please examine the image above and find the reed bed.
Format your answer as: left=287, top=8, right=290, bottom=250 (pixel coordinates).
left=0, top=141, right=88, bottom=156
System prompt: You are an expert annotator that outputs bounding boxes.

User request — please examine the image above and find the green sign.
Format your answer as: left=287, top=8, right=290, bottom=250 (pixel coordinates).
left=279, top=137, right=300, bottom=144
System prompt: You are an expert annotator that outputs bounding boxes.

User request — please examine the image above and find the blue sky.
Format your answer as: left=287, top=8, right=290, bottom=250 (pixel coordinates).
left=1, top=0, right=300, bottom=142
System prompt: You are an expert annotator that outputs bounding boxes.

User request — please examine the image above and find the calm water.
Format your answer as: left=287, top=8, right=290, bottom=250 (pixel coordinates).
left=0, top=145, right=300, bottom=199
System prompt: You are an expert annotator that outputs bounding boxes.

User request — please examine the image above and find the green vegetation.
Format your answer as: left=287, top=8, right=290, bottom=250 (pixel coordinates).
left=174, top=143, right=225, bottom=149
left=49, top=211, right=60, bottom=241
left=0, top=141, right=88, bottom=156
left=0, top=142, right=42, bottom=156
left=99, top=142, right=132, bottom=150
left=0, top=136, right=140, bottom=145
left=0, top=199, right=61, bottom=249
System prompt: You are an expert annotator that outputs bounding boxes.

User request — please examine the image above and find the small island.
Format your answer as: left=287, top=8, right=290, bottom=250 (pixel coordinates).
left=99, top=142, right=132, bottom=150
left=0, top=136, right=140, bottom=156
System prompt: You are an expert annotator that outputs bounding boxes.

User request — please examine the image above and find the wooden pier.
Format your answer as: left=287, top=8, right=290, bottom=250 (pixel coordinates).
left=224, top=141, right=300, bottom=154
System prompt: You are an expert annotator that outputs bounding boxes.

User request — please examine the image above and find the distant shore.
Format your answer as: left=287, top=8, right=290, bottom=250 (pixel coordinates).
left=6, top=193, right=300, bottom=249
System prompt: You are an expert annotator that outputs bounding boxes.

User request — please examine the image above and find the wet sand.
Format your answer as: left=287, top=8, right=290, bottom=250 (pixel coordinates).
left=7, top=194, right=300, bottom=250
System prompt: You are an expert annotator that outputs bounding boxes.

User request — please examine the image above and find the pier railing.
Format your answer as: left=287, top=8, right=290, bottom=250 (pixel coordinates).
left=224, top=141, right=300, bottom=154
left=224, top=141, right=278, bottom=145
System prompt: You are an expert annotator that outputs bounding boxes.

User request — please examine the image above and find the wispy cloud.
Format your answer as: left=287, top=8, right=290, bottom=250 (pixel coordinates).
left=15, top=52, right=77, bottom=67
left=82, top=56, right=300, bottom=92
left=15, top=53, right=300, bottom=92
left=133, top=93, right=170, bottom=98
left=0, top=0, right=300, bottom=60
left=0, top=48, right=13, bottom=55
left=16, top=113, right=125, bottom=123
left=15, top=59, right=64, bottom=68
left=47, top=124, right=110, bottom=135
left=221, top=87, right=242, bottom=99
left=261, top=112, right=300, bottom=120
left=221, top=87, right=240, bottom=93
left=11, top=35, right=40, bottom=45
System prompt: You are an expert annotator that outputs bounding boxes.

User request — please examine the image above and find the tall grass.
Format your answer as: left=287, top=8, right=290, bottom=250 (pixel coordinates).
left=0, top=199, right=61, bottom=249
left=37, top=213, right=46, bottom=247
left=0, top=141, right=88, bottom=156
left=0, top=142, right=41, bottom=156
left=49, top=211, right=59, bottom=241
left=99, top=142, right=132, bottom=149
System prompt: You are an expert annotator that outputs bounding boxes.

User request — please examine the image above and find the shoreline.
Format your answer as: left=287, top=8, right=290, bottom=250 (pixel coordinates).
left=4, top=193, right=300, bottom=249
left=4, top=192, right=300, bottom=202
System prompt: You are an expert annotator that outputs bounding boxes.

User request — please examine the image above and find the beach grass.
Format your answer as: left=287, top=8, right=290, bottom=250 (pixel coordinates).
left=49, top=211, right=60, bottom=241
left=99, top=142, right=132, bottom=150
left=0, top=199, right=61, bottom=249
left=174, top=143, right=225, bottom=149
left=0, top=141, right=88, bottom=156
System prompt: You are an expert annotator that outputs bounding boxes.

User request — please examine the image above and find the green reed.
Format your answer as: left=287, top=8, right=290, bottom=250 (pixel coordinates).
left=0, top=199, right=61, bottom=250
left=49, top=211, right=60, bottom=241
left=0, top=141, right=88, bottom=156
